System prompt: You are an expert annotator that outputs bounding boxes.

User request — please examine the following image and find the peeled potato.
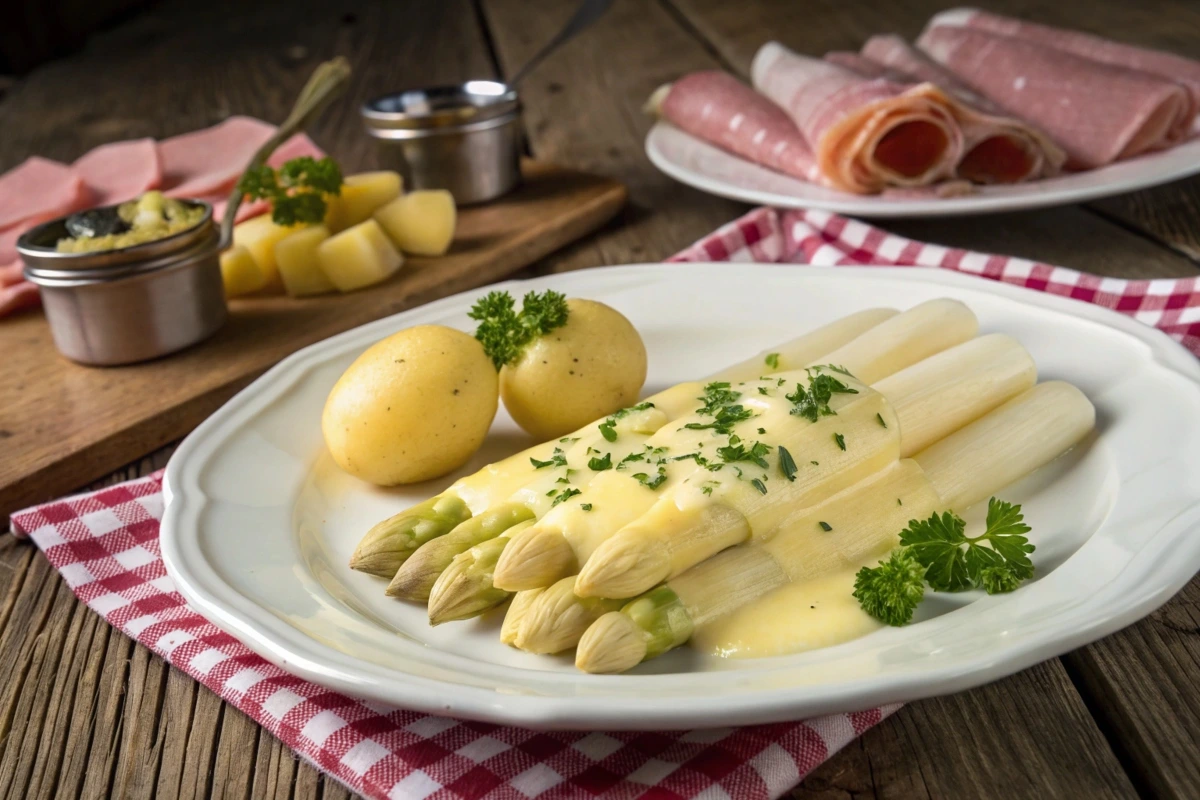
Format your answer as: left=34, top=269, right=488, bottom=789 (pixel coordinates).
left=322, top=325, right=499, bottom=485
left=501, top=299, right=647, bottom=439
left=275, top=224, right=336, bottom=297
left=219, top=244, right=267, bottom=297
left=325, top=171, right=403, bottom=233
left=317, top=219, right=404, bottom=292
left=232, top=215, right=297, bottom=287
left=373, top=190, right=456, bottom=256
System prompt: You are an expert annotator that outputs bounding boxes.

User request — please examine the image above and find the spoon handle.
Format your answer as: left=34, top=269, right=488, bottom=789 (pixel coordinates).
left=508, top=0, right=614, bottom=88
left=218, top=58, right=351, bottom=250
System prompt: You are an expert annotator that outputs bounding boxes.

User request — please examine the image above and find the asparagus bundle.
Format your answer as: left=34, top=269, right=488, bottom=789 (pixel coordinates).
left=350, top=306, right=897, bottom=581
left=512, top=333, right=1036, bottom=653
left=575, top=381, right=1095, bottom=673
left=492, top=299, right=980, bottom=593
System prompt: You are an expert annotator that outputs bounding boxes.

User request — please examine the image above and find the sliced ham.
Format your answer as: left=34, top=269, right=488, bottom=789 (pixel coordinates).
left=859, top=35, right=1066, bottom=183
left=0, top=157, right=89, bottom=232
left=918, top=25, right=1193, bottom=168
left=650, top=71, right=820, bottom=183
left=927, top=8, right=1200, bottom=109
left=159, top=116, right=278, bottom=198
left=751, top=42, right=963, bottom=193
left=72, top=138, right=162, bottom=206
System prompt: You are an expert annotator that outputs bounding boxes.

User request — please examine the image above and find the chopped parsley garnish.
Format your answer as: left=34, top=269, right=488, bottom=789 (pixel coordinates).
left=876, top=413, right=888, bottom=428
left=764, top=352, right=781, bottom=370
left=684, top=404, right=753, bottom=435
left=530, top=448, right=567, bottom=469
left=632, top=467, right=668, bottom=490
left=598, top=420, right=618, bottom=442
left=786, top=372, right=859, bottom=422
left=822, top=364, right=853, bottom=376
left=778, top=446, right=798, bottom=482
left=818, top=521, right=833, bottom=532
left=716, top=439, right=771, bottom=469
left=617, top=451, right=646, bottom=470
left=469, top=290, right=569, bottom=369
left=549, top=487, right=582, bottom=507
left=757, top=427, right=766, bottom=435
left=757, top=387, right=770, bottom=396
left=854, top=498, right=1035, bottom=626
left=695, top=382, right=740, bottom=414
left=897, top=498, right=903, bottom=506
left=811, top=460, right=819, bottom=466
left=588, top=453, right=613, bottom=471
left=560, top=436, right=579, bottom=445
left=596, top=402, right=656, bottom=444
left=834, top=432, right=846, bottom=451
left=581, top=503, right=593, bottom=512
left=751, top=478, right=768, bottom=495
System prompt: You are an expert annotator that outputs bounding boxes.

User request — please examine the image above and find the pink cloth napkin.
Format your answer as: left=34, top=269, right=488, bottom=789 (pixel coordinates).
left=9, top=208, right=1199, bottom=799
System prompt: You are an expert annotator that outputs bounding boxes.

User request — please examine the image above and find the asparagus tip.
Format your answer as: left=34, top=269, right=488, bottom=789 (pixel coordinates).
left=513, top=576, right=614, bottom=655
left=500, top=587, right=544, bottom=646
left=493, top=525, right=575, bottom=592
left=575, top=539, right=669, bottom=599
left=576, top=612, right=647, bottom=674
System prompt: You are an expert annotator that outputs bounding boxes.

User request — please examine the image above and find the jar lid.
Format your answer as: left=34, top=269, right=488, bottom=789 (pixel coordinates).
left=18, top=201, right=216, bottom=284
left=362, top=81, right=520, bottom=134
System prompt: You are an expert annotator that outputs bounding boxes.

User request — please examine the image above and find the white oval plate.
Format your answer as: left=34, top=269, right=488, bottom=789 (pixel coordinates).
left=646, top=121, right=1200, bottom=218
left=161, top=264, right=1200, bottom=730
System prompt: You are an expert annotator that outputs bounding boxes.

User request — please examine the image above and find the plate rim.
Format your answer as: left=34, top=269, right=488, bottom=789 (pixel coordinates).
left=646, top=121, right=1200, bottom=218
left=161, top=263, right=1200, bottom=729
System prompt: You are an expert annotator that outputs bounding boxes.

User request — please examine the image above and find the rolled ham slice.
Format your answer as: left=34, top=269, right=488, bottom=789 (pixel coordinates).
left=649, top=71, right=820, bottom=183
left=918, top=25, right=1194, bottom=168
left=859, top=35, right=1066, bottom=183
left=752, top=42, right=963, bottom=194
left=927, top=8, right=1200, bottom=110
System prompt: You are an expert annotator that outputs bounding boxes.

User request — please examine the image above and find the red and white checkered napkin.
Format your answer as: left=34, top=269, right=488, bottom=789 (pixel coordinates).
left=9, top=208, right=1199, bottom=800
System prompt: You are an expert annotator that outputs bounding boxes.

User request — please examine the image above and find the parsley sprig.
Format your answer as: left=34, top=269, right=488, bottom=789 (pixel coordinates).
left=238, top=156, right=343, bottom=226
left=468, top=290, right=569, bottom=369
left=853, top=498, right=1035, bottom=626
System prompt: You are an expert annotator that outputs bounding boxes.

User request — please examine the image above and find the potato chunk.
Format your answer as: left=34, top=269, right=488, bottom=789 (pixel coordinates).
left=324, top=171, right=403, bottom=232
left=374, top=190, right=457, bottom=256
left=232, top=215, right=297, bottom=287
left=275, top=224, right=336, bottom=297
left=219, top=244, right=267, bottom=297
left=317, top=219, right=404, bottom=292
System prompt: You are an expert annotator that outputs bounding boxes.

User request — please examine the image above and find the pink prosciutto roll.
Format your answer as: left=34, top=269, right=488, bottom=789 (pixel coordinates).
left=927, top=8, right=1200, bottom=110
left=650, top=71, right=820, bottom=183
left=918, top=26, right=1193, bottom=169
left=860, top=35, right=1066, bottom=183
left=752, top=42, right=963, bottom=194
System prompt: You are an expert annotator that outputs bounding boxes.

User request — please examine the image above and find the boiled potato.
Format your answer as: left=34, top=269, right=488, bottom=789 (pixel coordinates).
left=322, top=325, right=498, bottom=485
left=232, top=215, right=297, bottom=286
left=324, top=171, right=403, bottom=233
left=275, top=224, right=336, bottom=297
left=219, top=244, right=267, bottom=297
left=317, top=219, right=404, bottom=292
left=500, top=299, right=647, bottom=439
left=374, top=190, right=456, bottom=256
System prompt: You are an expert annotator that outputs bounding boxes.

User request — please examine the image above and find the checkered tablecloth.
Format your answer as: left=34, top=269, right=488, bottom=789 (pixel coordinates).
left=10, top=207, right=1199, bottom=800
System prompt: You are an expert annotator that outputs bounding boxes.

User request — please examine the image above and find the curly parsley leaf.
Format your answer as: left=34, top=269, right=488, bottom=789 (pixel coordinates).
left=853, top=550, right=926, bottom=626
left=764, top=352, right=781, bottom=370
left=716, top=439, right=772, bottom=469
left=786, top=372, right=859, bottom=422
left=899, top=499, right=1035, bottom=593
left=238, top=156, right=343, bottom=227
left=468, top=290, right=569, bottom=369
left=588, top=452, right=613, bottom=471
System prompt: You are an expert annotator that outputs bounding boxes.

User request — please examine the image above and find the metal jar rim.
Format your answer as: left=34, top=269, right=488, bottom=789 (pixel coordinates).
left=18, top=202, right=216, bottom=284
left=362, top=81, right=520, bottom=133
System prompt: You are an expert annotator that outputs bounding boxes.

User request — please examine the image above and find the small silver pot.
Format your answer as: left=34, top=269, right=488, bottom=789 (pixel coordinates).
left=362, top=81, right=522, bottom=205
left=18, top=203, right=227, bottom=366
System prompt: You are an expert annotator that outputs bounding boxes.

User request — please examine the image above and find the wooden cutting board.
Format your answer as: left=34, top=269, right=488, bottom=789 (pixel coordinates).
left=0, top=160, right=626, bottom=518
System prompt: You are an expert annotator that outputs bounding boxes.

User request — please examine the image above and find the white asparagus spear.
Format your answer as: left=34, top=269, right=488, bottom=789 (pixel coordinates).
left=576, top=381, right=1095, bottom=673
left=494, top=299, right=980, bottom=592
left=572, top=333, right=1034, bottom=600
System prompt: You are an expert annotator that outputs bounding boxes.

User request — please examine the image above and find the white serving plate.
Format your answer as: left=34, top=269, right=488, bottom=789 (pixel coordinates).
left=646, top=121, right=1200, bottom=217
left=161, top=264, right=1200, bottom=730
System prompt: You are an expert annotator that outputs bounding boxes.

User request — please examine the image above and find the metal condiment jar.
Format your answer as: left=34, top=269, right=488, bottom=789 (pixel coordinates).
left=18, top=203, right=227, bottom=367
left=362, top=81, right=522, bottom=205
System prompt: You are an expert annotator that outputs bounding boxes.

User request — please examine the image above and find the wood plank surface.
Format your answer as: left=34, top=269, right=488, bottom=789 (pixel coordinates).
left=0, top=0, right=1197, bottom=799
left=0, top=161, right=624, bottom=519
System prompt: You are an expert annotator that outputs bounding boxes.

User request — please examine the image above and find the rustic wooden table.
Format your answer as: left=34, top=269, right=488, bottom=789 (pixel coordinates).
left=1, top=1, right=1198, bottom=797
